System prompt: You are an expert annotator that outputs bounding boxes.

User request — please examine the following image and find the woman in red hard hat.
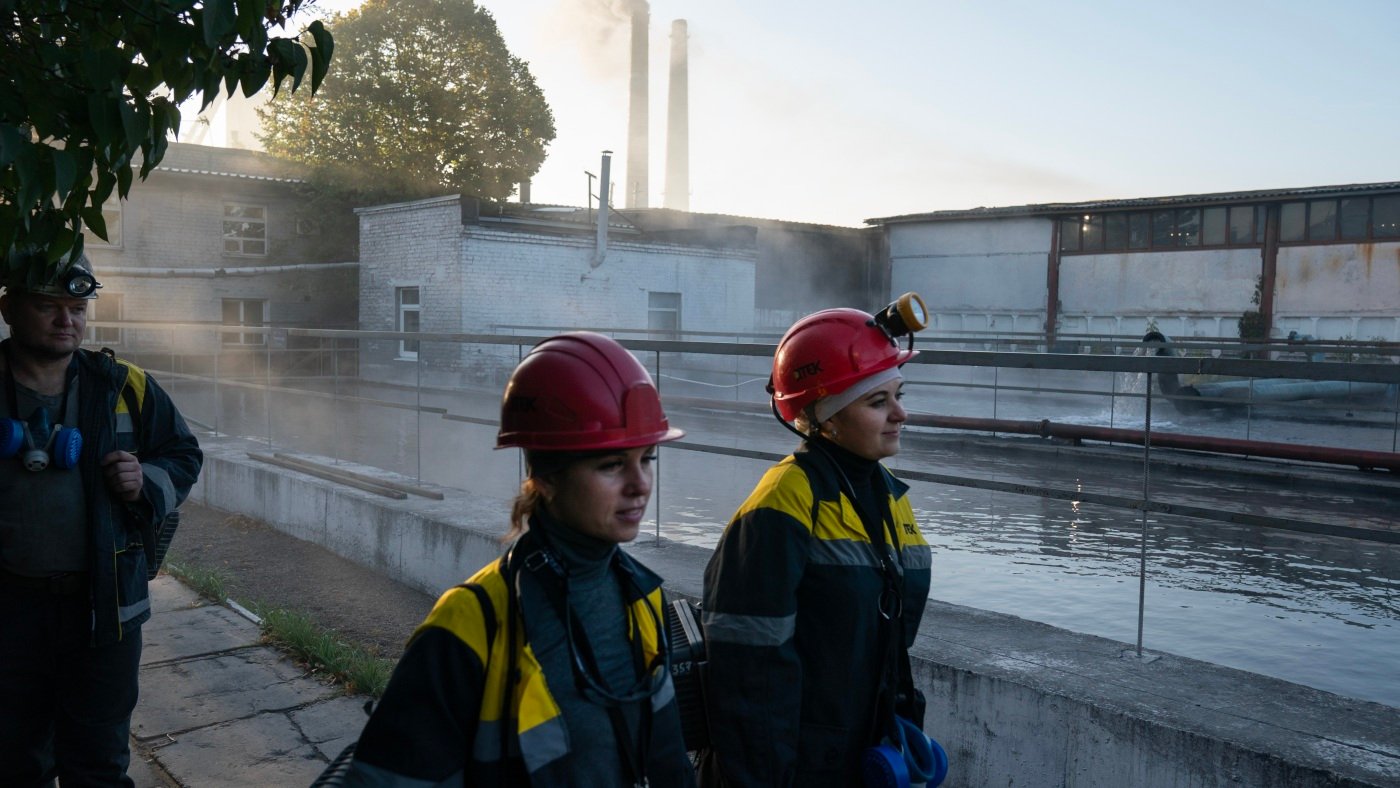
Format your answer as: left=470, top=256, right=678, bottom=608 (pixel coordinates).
left=343, top=332, right=696, bottom=787
left=701, top=296, right=935, bottom=787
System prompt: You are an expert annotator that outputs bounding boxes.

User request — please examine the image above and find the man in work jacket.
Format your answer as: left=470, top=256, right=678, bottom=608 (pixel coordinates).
left=702, top=444, right=932, bottom=786
left=345, top=526, right=695, bottom=785
left=0, top=252, right=203, bottom=786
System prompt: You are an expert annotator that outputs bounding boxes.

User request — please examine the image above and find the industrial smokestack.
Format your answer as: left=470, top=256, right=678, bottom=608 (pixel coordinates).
left=664, top=19, right=689, bottom=212
left=625, top=5, right=649, bottom=209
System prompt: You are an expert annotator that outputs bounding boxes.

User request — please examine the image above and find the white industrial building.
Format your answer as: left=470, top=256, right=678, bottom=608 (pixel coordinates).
left=870, top=182, right=1400, bottom=345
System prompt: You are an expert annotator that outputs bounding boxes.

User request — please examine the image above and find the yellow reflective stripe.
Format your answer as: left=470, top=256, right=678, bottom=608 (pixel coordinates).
left=515, top=642, right=561, bottom=732
left=734, top=458, right=813, bottom=523
left=114, top=360, right=148, bottom=413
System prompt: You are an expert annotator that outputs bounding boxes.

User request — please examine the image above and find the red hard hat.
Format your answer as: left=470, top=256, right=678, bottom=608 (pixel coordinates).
left=496, top=332, right=684, bottom=451
left=770, top=308, right=917, bottom=422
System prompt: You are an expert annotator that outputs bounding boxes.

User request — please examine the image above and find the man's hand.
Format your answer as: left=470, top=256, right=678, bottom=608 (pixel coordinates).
left=101, top=451, right=143, bottom=502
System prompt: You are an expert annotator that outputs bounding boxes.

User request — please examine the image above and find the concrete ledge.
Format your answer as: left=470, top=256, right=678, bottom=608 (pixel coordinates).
left=188, top=433, right=1400, bottom=787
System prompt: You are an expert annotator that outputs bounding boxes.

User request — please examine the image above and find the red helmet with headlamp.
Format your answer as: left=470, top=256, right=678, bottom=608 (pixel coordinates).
left=770, top=293, right=928, bottom=423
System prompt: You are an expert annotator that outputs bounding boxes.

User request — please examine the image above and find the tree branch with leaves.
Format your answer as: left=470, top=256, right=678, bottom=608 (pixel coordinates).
left=0, top=0, right=335, bottom=283
left=257, top=0, right=554, bottom=209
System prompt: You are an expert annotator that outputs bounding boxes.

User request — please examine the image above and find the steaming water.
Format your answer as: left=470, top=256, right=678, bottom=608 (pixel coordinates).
left=170, top=374, right=1400, bottom=710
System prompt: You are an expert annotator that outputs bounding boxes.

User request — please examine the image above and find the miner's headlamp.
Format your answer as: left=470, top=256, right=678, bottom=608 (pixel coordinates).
left=61, top=268, right=101, bottom=298
left=870, top=292, right=929, bottom=342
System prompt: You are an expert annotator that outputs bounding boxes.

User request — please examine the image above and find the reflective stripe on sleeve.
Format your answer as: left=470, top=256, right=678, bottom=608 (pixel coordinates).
left=900, top=543, right=932, bottom=570
left=808, top=537, right=882, bottom=569
left=518, top=715, right=568, bottom=775
left=702, top=610, right=796, bottom=647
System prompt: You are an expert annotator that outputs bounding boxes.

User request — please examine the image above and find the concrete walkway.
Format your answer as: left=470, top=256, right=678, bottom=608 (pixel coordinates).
left=128, top=575, right=368, bottom=787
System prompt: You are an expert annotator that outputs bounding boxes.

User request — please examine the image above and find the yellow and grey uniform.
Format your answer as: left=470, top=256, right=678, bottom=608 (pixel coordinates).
left=701, top=442, right=931, bottom=787
left=346, top=527, right=695, bottom=787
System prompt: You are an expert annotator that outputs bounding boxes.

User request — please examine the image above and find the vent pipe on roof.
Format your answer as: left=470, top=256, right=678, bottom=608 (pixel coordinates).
left=664, top=19, right=689, bottom=211
left=595, top=150, right=612, bottom=268
left=625, top=5, right=649, bottom=209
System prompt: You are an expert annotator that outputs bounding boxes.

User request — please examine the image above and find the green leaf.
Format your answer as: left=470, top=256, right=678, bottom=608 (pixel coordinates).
left=240, top=55, right=271, bottom=97
left=94, top=167, right=117, bottom=206
left=234, top=0, right=262, bottom=35
left=290, top=40, right=309, bottom=92
left=307, top=20, right=334, bottom=93
left=245, top=15, right=268, bottom=56
left=0, top=125, right=23, bottom=167
left=52, top=148, right=77, bottom=202
left=202, top=0, right=236, bottom=48
left=116, top=164, right=133, bottom=200
left=46, top=228, right=75, bottom=263
left=118, top=98, right=145, bottom=150
left=80, top=205, right=109, bottom=242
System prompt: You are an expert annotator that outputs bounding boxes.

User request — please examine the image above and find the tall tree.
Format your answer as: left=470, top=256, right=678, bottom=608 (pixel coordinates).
left=258, top=0, right=555, bottom=204
left=1, top=0, right=335, bottom=281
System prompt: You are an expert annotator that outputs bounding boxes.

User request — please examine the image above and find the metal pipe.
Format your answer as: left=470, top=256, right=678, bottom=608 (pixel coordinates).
left=904, top=412, right=1400, bottom=472
left=595, top=151, right=612, bottom=268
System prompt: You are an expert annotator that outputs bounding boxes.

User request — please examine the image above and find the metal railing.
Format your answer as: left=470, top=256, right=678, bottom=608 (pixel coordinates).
left=86, top=320, right=1400, bottom=690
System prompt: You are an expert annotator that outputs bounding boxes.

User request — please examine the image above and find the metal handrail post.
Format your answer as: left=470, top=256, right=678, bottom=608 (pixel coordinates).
left=264, top=335, right=273, bottom=450
left=654, top=349, right=663, bottom=544
left=1135, top=372, right=1153, bottom=657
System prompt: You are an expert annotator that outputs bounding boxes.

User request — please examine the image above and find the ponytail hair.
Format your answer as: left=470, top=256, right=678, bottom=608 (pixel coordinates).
left=504, top=450, right=588, bottom=543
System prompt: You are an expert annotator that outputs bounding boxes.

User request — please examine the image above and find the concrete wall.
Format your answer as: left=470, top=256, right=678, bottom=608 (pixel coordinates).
left=189, top=433, right=1400, bottom=788
left=1059, top=247, right=1260, bottom=340
left=888, top=217, right=1052, bottom=336
left=1275, top=242, right=1400, bottom=343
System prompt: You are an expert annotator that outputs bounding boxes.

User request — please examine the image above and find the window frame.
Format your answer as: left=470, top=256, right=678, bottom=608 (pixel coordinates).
left=223, top=202, right=268, bottom=257
left=647, top=291, right=682, bottom=340
left=396, top=286, right=421, bottom=359
left=221, top=298, right=267, bottom=346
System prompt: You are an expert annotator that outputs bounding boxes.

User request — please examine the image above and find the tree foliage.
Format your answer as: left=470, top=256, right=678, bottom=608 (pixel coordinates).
left=258, top=0, right=555, bottom=205
left=0, top=0, right=334, bottom=282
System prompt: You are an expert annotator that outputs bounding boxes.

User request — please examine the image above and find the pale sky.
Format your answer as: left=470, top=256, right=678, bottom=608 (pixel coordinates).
left=292, top=0, right=1400, bottom=227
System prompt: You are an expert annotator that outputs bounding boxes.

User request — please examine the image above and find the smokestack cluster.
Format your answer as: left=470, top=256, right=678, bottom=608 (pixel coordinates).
left=623, top=5, right=689, bottom=212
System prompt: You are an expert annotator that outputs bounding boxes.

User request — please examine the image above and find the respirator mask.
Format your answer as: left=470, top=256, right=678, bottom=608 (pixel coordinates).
left=0, top=406, right=82, bottom=471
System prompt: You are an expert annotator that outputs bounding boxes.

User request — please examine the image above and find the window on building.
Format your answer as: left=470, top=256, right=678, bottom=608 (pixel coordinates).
left=1374, top=195, right=1400, bottom=239
left=1058, top=217, right=1080, bottom=252
left=1338, top=198, right=1369, bottom=240
left=648, top=292, right=681, bottom=339
left=223, top=203, right=267, bottom=256
left=221, top=298, right=266, bottom=345
left=1279, top=202, right=1306, bottom=242
left=397, top=287, right=420, bottom=358
left=1228, top=205, right=1256, bottom=244
left=1103, top=213, right=1127, bottom=250
left=1151, top=210, right=1175, bottom=247
left=87, top=292, right=123, bottom=345
left=1127, top=213, right=1150, bottom=249
left=1080, top=215, right=1104, bottom=251
left=1201, top=207, right=1227, bottom=246
left=1174, top=209, right=1201, bottom=247
left=1307, top=199, right=1337, bottom=241
left=86, top=196, right=123, bottom=248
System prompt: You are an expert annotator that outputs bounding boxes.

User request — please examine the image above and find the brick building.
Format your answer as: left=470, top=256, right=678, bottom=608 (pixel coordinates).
left=79, top=142, right=357, bottom=365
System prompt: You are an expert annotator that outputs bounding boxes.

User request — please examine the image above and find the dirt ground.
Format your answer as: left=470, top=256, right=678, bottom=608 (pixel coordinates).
left=167, top=502, right=438, bottom=659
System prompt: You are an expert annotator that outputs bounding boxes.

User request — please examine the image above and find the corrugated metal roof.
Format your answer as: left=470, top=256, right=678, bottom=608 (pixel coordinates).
left=866, top=180, right=1400, bottom=226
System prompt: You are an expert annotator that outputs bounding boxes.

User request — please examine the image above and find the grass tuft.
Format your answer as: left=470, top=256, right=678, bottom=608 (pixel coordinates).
left=163, top=555, right=229, bottom=604
left=253, top=605, right=396, bottom=698
left=162, top=555, right=394, bottom=698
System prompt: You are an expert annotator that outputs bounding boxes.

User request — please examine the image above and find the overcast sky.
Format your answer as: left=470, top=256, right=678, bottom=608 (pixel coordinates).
left=302, top=0, right=1400, bottom=226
